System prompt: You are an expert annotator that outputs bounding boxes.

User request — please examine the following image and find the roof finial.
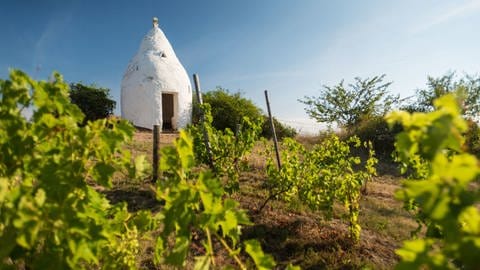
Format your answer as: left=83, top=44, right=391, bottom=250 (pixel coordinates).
left=153, top=17, right=159, bottom=28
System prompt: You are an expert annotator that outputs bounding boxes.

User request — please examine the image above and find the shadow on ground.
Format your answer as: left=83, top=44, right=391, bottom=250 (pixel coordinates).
left=103, top=188, right=163, bottom=212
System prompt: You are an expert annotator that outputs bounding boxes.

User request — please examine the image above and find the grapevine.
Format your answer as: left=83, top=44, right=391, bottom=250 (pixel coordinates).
left=264, top=134, right=377, bottom=241
left=0, top=70, right=285, bottom=270
left=387, top=94, right=480, bottom=269
left=0, top=70, right=149, bottom=269
left=188, top=103, right=262, bottom=192
left=154, top=130, right=278, bottom=269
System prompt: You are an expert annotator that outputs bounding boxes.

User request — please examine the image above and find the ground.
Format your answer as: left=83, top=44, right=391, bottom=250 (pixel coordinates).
left=109, top=130, right=417, bottom=269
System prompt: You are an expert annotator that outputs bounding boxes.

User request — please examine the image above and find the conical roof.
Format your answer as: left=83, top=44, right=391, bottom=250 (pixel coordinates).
left=121, top=18, right=192, bottom=129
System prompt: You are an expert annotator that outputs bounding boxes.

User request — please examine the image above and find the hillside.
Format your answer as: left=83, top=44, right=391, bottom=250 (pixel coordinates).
left=107, top=130, right=417, bottom=269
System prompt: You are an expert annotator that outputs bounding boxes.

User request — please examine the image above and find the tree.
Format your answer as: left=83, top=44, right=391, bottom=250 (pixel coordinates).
left=69, top=83, right=116, bottom=123
left=299, top=75, right=396, bottom=131
left=408, top=72, right=480, bottom=118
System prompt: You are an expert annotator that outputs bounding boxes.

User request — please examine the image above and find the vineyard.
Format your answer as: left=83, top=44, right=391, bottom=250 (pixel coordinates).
left=1, top=71, right=480, bottom=269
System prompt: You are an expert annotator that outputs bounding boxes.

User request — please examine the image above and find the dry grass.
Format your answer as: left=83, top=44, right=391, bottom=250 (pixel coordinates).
left=234, top=154, right=414, bottom=269
left=107, top=131, right=416, bottom=269
left=128, top=130, right=178, bottom=161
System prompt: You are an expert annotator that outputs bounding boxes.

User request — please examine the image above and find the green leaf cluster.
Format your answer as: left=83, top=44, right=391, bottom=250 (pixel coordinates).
left=193, top=88, right=297, bottom=140
left=69, top=82, right=116, bottom=124
left=200, top=88, right=264, bottom=132
left=188, top=103, right=262, bottom=192
left=154, top=131, right=276, bottom=269
left=265, top=134, right=377, bottom=241
left=387, top=94, right=480, bottom=269
left=0, top=70, right=148, bottom=269
left=0, top=70, right=291, bottom=270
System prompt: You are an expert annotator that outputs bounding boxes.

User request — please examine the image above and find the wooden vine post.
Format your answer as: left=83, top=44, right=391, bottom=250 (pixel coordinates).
left=264, top=90, right=282, bottom=169
left=257, top=90, right=283, bottom=212
left=152, top=124, right=160, bottom=183
left=193, top=74, right=215, bottom=170
left=234, top=123, right=241, bottom=171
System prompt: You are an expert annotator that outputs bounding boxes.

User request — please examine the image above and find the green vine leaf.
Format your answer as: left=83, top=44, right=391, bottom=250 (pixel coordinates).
left=245, top=239, right=276, bottom=270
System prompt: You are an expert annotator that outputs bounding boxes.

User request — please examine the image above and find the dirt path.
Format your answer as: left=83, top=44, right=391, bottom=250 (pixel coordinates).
left=133, top=130, right=179, bottom=144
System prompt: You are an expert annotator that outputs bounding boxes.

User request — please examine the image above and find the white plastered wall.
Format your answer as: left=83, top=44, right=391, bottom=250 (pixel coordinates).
left=121, top=21, right=192, bottom=130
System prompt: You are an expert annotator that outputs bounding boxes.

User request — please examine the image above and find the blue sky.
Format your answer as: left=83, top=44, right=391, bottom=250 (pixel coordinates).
left=1, top=0, right=480, bottom=133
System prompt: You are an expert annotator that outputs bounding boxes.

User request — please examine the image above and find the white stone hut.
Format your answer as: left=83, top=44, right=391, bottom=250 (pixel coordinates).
left=121, top=17, right=192, bottom=130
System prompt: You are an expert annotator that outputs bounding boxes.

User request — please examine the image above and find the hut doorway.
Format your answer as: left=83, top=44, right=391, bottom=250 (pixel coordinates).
left=162, top=93, right=175, bottom=131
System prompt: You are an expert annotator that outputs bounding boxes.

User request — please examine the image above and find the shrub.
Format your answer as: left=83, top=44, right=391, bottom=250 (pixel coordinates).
left=261, top=116, right=297, bottom=140
left=202, top=87, right=263, bottom=131
left=195, top=87, right=296, bottom=140
left=351, top=115, right=402, bottom=157
left=69, top=82, right=116, bottom=123
left=465, top=119, right=480, bottom=158
left=188, top=104, right=262, bottom=192
left=0, top=70, right=147, bottom=269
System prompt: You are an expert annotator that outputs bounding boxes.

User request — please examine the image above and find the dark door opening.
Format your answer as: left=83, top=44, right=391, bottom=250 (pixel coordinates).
left=162, top=93, right=174, bottom=131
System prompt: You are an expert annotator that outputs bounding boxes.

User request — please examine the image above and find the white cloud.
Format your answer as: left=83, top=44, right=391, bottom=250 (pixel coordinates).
left=413, top=0, right=480, bottom=34
left=33, top=12, right=72, bottom=76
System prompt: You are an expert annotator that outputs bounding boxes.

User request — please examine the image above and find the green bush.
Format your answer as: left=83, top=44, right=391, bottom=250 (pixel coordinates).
left=261, top=116, right=297, bottom=140
left=188, top=104, right=262, bottom=192
left=195, top=87, right=296, bottom=139
left=69, top=83, right=116, bottom=123
left=352, top=115, right=402, bottom=157
left=202, top=87, right=263, bottom=131
left=465, top=119, right=480, bottom=158
left=388, top=94, right=480, bottom=269
left=0, top=70, right=148, bottom=269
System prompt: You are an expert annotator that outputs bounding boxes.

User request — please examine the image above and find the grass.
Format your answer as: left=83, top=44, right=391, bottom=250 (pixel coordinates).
left=107, top=131, right=417, bottom=269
